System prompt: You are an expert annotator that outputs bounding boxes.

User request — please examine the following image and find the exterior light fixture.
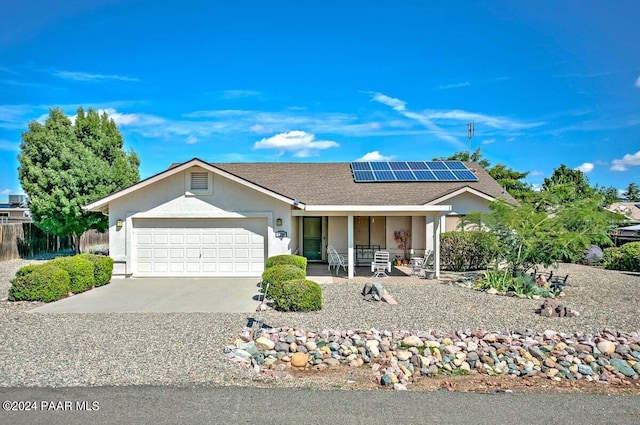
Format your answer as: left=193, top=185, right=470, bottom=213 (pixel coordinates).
left=276, top=218, right=283, bottom=226
left=116, top=219, right=124, bottom=229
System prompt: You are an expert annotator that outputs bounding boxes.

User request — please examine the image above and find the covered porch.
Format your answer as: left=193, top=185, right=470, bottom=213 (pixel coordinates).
left=292, top=205, right=451, bottom=279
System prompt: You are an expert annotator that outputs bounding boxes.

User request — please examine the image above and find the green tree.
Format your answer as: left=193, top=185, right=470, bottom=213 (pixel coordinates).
left=467, top=198, right=614, bottom=276
left=18, top=107, right=139, bottom=252
left=541, top=164, right=593, bottom=204
left=434, top=148, right=534, bottom=202
left=622, top=182, right=640, bottom=202
left=595, top=185, right=621, bottom=206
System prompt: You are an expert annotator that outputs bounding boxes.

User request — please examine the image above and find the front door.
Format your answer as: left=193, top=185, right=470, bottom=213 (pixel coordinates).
left=303, top=217, right=322, bottom=261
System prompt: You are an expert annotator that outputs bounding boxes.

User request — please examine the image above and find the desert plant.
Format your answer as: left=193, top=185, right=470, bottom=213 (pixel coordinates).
left=265, top=254, right=307, bottom=272
left=271, top=279, right=322, bottom=312
left=79, top=253, right=114, bottom=286
left=261, top=264, right=306, bottom=300
left=9, top=263, right=70, bottom=302
left=52, top=255, right=95, bottom=293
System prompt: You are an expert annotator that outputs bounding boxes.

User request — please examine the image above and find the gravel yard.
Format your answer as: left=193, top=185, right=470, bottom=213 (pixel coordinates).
left=0, top=260, right=638, bottom=388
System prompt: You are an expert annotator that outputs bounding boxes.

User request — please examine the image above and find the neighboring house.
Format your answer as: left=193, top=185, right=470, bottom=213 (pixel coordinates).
left=85, top=158, right=515, bottom=279
left=0, top=195, right=31, bottom=224
left=607, top=202, right=640, bottom=223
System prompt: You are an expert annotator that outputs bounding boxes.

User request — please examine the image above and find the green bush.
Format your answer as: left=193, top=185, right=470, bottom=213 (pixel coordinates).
left=440, top=231, right=499, bottom=272
left=9, top=263, right=70, bottom=302
left=271, top=279, right=322, bottom=312
left=474, top=269, right=550, bottom=298
left=79, top=253, right=114, bottom=286
left=265, top=255, right=307, bottom=272
left=52, top=255, right=95, bottom=294
left=603, top=243, right=640, bottom=271
left=262, top=264, right=306, bottom=300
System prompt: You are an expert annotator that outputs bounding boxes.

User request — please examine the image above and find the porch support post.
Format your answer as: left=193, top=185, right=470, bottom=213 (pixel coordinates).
left=433, top=213, right=441, bottom=278
left=347, top=214, right=354, bottom=279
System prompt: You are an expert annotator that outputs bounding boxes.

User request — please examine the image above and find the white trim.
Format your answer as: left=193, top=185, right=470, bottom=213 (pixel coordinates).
left=84, top=158, right=306, bottom=212
left=299, top=205, right=451, bottom=213
left=427, top=187, right=496, bottom=205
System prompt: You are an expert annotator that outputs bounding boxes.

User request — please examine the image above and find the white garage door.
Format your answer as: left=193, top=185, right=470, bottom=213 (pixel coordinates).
left=133, top=218, right=266, bottom=277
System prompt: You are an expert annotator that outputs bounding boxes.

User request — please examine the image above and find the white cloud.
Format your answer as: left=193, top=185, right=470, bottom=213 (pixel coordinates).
left=0, top=188, right=12, bottom=196
left=529, top=170, right=544, bottom=177
left=51, top=70, right=139, bottom=82
left=253, top=131, right=339, bottom=157
left=575, top=162, right=594, bottom=173
left=355, top=151, right=395, bottom=161
left=482, top=138, right=496, bottom=145
left=611, top=151, right=640, bottom=171
left=635, top=76, right=640, bottom=88
left=507, top=137, right=516, bottom=142
left=421, top=110, right=543, bottom=130
left=371, top=93, right=407, bottom=111
left=186, top=135, right=198, bottom=144
left=436, top=81, right=470, bottom=90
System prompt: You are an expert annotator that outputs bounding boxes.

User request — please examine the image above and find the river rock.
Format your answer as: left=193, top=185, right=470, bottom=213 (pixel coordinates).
left=610, top=359, right=639, bottom=378
left=402, top=335, right=424, bottom=347
left=291, top=352, right=309, bottom=368
left=256, top=336, right=275, bottom=350
left=596, top=340, right=615, bottom=355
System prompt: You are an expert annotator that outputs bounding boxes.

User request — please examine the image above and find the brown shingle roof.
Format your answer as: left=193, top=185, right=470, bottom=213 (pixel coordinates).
left=208, top=162, right=516, bottom=206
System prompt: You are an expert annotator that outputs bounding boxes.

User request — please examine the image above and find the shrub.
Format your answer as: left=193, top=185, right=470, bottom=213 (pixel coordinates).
left=604, top=242, right=640, bottom=271
left=9, top=263, right=70, bottom=302
left=79, top=253, right=114, bottom=286
left=265, top=255, right=307, bottom=272
left=52, top=255, right=95, bottom=293
left=262, top=264, right=306, bottom=300
left=440, top=231, right=499, bottom=272
left=271, top=279, right=322, bottom=312
left=474, top=269, right=550, bottom=298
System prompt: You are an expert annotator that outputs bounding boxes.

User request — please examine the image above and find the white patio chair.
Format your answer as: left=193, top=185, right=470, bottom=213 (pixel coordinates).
left=371, top=251, right=391, bottom=278
left=411, top=250, right=433, bottom=276
left=416, top=250, right=435, bottom=278
left=327, top=245, right=348, bottom=273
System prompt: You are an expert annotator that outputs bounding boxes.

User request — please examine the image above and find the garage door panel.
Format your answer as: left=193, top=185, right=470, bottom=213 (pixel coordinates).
left=133, top=218, right=266, bottom=277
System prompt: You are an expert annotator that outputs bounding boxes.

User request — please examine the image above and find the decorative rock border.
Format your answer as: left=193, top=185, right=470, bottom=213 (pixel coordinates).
left=225, top=328, right=640, bottom=388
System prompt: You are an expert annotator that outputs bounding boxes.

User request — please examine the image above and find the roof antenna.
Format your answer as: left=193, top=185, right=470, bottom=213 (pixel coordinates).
left=467, top=121, right=474, bottom=160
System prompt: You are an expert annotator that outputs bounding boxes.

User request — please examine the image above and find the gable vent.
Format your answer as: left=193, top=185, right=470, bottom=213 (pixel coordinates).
left=190, top=172, right=209, bottom=190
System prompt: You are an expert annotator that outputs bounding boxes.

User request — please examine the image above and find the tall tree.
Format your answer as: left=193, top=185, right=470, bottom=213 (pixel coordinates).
left=594, top=184, right=620, bottom=206
left=19, top=107, right=140, bottom=252
left=622, top=182, right=640, bottom=202
left=434, top=148, right=533, bottom=202
left=540, top=164, right=594, bottom=205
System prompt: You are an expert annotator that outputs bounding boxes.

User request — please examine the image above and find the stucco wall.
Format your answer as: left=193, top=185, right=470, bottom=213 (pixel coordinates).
left=108, top=166, right=292, bottom=275
left=327, top=216, right=347, bottom=252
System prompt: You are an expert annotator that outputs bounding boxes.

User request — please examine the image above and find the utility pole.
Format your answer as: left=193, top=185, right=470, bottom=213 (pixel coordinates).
left=467, top=121, right=474, bottom=160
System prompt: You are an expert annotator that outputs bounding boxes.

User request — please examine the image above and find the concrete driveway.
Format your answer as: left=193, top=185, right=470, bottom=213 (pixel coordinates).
left=30, top=277, right=262, bottom=313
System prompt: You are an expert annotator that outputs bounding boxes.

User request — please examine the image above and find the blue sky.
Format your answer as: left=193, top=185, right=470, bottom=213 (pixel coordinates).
left=1, top=0, right=639, bottom=198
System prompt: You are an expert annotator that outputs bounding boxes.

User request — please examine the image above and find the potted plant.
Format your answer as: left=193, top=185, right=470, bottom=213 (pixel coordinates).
left=393, top=230, right=411, bottom=263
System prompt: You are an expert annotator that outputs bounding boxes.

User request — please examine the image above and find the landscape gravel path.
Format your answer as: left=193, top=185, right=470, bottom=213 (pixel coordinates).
left=0, top=260, right=638, bottom=388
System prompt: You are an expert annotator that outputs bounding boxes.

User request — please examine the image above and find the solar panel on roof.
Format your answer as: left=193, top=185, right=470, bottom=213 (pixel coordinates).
left=432, top=170, right=456, bottom=180
left=389, top=161, right=410, bottom=170
left=373, top=170, right=396, bottom=181
left=370, top=162, right=391, bottom=171
left=446, top=161, right=467, bottom=170
left=353, top=170, right=375, bottom=181
left=351, top=160, right=477, bottom=182
left=413, top=170, right=436, bottom=180
left=394, top=170, right=416, bottom=181
left=352, top=162, right=371, bottom=171
left=452, top=170, right=477, bottom=180
left=426, top=161, right=447, bottom=170
left=407, top=161, right=428, bottom=169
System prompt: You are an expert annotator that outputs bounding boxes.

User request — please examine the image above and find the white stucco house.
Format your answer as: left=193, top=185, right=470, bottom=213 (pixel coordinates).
left=84, top=158, right=515, bottom=279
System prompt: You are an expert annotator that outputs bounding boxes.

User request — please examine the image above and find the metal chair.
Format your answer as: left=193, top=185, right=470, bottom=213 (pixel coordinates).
left=416, top=250, right=435, bottom=278
left=411, top=250, right=433, bottom=276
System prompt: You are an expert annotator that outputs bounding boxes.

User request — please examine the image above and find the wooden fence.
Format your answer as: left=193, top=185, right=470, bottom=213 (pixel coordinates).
left=0, top=223, right=108, bottom=261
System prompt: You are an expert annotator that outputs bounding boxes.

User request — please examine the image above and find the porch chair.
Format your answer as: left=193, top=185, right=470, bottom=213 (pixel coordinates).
left=411, top=250, right=433, bottom=276
left=327, top=245, right=348, bottom=274
left=371, top=251, right=391, bottom=278
left=415, top=250, right=435, bottom=279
